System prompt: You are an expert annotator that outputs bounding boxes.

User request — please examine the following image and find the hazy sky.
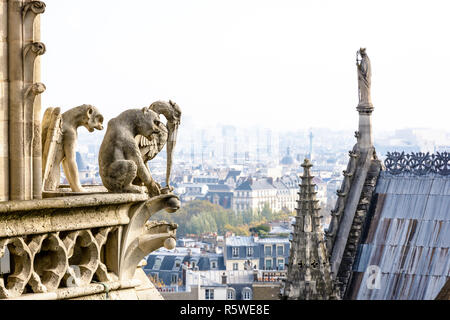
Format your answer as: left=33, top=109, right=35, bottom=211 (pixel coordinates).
left=41, top=0, right=450, bottom=133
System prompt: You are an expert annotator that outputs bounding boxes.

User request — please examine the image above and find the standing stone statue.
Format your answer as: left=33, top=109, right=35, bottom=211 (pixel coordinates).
left=356, top=48, right=372, bottom=108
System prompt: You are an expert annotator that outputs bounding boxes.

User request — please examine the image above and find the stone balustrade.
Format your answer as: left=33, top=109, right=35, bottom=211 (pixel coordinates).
left=0, top=192, right=180, bottom=300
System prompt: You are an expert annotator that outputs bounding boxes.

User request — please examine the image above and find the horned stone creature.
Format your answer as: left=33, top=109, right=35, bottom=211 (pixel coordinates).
left=99, top=100, right=181, bottom=196
left=135, top=100, right=181, bottom=192
left=41, top=105, right=104, bottom=192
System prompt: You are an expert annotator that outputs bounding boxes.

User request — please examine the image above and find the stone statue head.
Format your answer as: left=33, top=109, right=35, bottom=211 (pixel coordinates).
left=139, top=107, right=161, bottom=139
left=168, top=100, right=182, bottom=125
left=359, top=48, right=367, bottom=56
left=84, top=105, right=104, bottom=132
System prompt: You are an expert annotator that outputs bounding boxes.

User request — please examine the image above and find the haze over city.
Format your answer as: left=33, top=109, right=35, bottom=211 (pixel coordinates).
left=41, top=0, right=450, bottom=134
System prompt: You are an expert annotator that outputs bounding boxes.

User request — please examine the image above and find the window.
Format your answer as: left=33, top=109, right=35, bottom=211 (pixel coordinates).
left=242, top=287, right=252, bottom=300
left=277, top=245, right=284, bottom=256
left=171, top=273, right=178, bottom=284
left=233, top=263, right=238, bottom=271
left=153, top=258, right=162, bottom=270
left=277, top=258, right=285, bottom=270
left=205, top=289, right=214, bottom=300
left=264, top=245, right=272, bottom=256
left=232, top=247, right=239, bottom=257
left=227, top=288, right=236, bottom=300
left=247, top=247, right=253, bottom=257
left=173, top=259, right=181, bottom=270
left=265, top=258, right=272, bottom=270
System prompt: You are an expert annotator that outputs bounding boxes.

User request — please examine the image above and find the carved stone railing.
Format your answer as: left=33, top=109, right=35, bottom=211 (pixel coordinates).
left=0, top=192, right=180, bottom=299
left=384, top=151, right=450, bottom=176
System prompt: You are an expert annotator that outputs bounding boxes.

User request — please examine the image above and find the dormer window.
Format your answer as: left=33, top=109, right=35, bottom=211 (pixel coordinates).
left=173, top=258, right=182, bottom=270
left=153, top=257, right=162, bottom=270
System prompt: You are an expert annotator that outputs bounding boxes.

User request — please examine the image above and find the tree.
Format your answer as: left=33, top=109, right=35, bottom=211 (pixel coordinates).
left=150, top=199, right=291, bottom=237
left=260, top=202, right=273, bottom=220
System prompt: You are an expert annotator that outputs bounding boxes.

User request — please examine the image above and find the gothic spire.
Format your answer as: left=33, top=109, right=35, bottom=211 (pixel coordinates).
left=282, top=159, right=338, bottom=300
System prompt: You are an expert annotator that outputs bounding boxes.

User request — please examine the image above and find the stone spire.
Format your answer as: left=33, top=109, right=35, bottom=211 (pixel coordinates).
left=282, top=159, right=337, bottom=300
left=325, top=49, right=382, bottom=298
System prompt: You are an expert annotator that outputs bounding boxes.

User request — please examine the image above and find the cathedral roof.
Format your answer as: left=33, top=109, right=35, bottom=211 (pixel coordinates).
left=347, top=152, right=450, bottom=300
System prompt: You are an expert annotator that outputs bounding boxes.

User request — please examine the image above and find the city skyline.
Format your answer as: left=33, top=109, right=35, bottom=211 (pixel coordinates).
left=41, top=0, right=450, bottom=132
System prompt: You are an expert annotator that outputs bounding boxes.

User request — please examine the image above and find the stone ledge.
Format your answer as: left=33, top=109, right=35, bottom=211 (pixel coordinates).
left=7, top=279, right=141, bottom=300
left=0, top=193, right=161, bottom=238
left=0, top=192, right=149, bottom=213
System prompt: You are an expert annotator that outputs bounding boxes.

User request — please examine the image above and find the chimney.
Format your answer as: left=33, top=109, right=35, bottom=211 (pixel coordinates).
left=253, top=270, right=259, bottom=282
left=182, top=267, right=187, bottom=287
left=221, top=272, right=227, bottom=285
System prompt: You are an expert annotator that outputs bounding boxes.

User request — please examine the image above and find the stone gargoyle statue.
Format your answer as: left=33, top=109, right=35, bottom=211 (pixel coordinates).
left=136, top=100, right=181, bottom=192
left=99, top=100, right=181, bottom=196
left=41, top=105, right=104, bottom=192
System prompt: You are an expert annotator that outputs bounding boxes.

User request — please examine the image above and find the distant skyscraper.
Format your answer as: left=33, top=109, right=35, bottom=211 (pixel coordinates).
left=190, top=142, right=195, bottom=164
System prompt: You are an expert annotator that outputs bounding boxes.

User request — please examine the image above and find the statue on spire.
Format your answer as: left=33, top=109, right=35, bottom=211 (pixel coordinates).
left=356, top=48, right=373, bottom=109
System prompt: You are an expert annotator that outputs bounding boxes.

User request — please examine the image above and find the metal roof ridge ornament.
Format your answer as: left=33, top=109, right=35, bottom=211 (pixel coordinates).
left=384, top=151, right=450, bottom=176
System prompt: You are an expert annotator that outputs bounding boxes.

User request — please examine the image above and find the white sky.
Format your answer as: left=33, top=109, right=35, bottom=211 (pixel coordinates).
left=41, top=0, right=450, bottom=133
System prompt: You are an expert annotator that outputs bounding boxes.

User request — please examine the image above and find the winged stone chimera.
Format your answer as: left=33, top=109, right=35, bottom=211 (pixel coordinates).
left=99, top=100, right=181, bottom=196
left=41, top=105, right=104, bottom=193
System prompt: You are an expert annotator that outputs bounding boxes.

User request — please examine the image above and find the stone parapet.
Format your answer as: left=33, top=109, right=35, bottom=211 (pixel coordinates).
left=0, top=192, right=180, bottom=300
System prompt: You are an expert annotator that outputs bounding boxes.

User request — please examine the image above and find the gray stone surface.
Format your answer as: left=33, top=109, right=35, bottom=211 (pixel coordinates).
left=99, top=108, right=163, bottom=195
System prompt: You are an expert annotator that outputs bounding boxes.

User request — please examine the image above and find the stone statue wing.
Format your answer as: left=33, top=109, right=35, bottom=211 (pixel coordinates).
left=41, top=107, right=63, bottom=191
left=41, top=107, right=54, bottom=158
left=136, top=123, right=168, bottom=162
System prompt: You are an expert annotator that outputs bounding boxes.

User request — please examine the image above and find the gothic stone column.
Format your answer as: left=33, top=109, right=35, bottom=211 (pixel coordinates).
left=8, top=0, right=45, bottom=200
left=0, top=0, right=9, bottom=201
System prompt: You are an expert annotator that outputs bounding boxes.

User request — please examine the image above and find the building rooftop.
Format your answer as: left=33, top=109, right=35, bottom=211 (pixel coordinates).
left=256, top=237, right=290, bottom=244
left=226, top=236, right=255, bottom=246
left=225, top=236, right=290, bottom=246
left=207, top=184, right=232, bottom=192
